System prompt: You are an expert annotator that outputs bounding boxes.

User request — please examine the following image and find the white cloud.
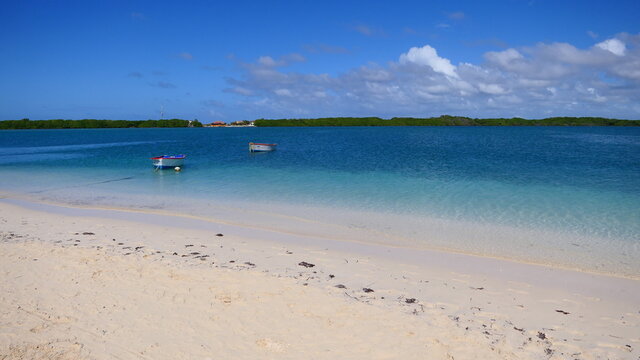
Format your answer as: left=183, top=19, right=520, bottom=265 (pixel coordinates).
left=224, top=34, right=640, bottom=119
left=399, top=45, right=458, bottom=78
left=484, top=48, right=523, bottom=67
left=484, top=41, right=629, bottom=78
left=596, top=38, right=626, bottom=56
left=611, top=59, right=640, bottom=80
left=537, top=43, right=589, bottom=64
left=478, top=83, right=507, bottom=95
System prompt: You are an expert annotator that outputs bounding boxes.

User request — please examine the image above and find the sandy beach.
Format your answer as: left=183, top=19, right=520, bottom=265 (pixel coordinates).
left=1, top=200, right=638, bottom=359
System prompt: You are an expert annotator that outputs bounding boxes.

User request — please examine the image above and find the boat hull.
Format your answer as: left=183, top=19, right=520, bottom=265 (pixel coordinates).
left=249, top=143, right=277, bottom=152
left=151, top=155, right=185, bottom=168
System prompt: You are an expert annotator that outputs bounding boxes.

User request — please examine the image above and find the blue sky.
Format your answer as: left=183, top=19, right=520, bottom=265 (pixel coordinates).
left=1, top=0, right=639, bottom=121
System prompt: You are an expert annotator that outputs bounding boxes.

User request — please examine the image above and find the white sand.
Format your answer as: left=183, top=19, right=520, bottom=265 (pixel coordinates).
left=1, top=200, right=638, bottom=359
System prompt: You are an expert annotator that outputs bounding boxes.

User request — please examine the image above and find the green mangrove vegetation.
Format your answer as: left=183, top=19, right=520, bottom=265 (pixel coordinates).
left=0, top=118, right=203, bottom=130
left=2, top=116, right=638, bottom=129
left=253, top=116, right=640, bottom=127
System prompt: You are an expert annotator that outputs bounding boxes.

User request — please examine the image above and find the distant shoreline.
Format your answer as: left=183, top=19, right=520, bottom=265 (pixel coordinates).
left=0, top=118, right=203, bottom=130
left=252, top=116, right=640, bottom=127
left=1, top=116, right=639, bottom=129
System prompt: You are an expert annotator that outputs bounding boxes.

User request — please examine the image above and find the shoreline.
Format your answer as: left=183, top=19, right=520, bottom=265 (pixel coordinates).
left=1, top=192, right=639, bottom=282
left=2, top=116, right=639, bottom=130
left=1, top=198, right=639, bottom=358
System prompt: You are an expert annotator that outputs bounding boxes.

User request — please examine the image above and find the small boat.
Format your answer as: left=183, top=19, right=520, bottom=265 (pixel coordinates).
left=151, top=154, right=186, bottom=168
left=249, top=142, right=277, bottom=152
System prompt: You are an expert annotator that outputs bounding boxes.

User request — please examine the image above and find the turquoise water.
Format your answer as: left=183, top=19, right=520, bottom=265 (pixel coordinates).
left=1, top=127, right=639, bottom=276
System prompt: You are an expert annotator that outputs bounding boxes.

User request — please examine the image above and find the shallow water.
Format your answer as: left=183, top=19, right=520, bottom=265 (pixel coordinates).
left=1, top=126, right=638, bottom=276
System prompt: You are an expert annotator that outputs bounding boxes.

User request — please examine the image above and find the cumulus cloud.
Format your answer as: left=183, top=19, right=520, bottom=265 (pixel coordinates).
left=478, top=83, right=507, bottom=95
left=596, top=39, right=626, bottom=56
left=224, top=33, right=640, bottom=119
left=485, top=48, right=523, bottom=67
left=484, top=38, right=634, bottom=78
left=399, top=45, right=458, bottom=78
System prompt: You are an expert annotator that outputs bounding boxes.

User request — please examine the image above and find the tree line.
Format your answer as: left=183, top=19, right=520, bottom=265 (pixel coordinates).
left=3, top=116, right=638, bottom=129
left=0, top=118, right=203, bottom=130
left=253, top=116, right=640, bottom=127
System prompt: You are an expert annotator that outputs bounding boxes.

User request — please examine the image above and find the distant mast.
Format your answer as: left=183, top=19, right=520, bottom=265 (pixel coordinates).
left=160, top=104, right=164, bottom=120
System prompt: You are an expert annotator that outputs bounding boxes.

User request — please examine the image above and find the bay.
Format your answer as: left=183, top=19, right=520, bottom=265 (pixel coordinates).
left=1, top=126, right=638, bottom=277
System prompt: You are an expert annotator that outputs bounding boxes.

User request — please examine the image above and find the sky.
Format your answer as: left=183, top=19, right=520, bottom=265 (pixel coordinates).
left=1, top=0, right=639, bottom=121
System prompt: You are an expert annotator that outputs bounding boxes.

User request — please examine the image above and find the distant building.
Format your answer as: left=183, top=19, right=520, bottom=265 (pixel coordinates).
left=208, top=121, right=227, bottom=127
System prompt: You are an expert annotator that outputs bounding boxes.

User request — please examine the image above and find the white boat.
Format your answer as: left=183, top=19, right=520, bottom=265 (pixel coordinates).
left=151, top=154, right=186, bottom=168
left=249, top=142, right=277, bottom=152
